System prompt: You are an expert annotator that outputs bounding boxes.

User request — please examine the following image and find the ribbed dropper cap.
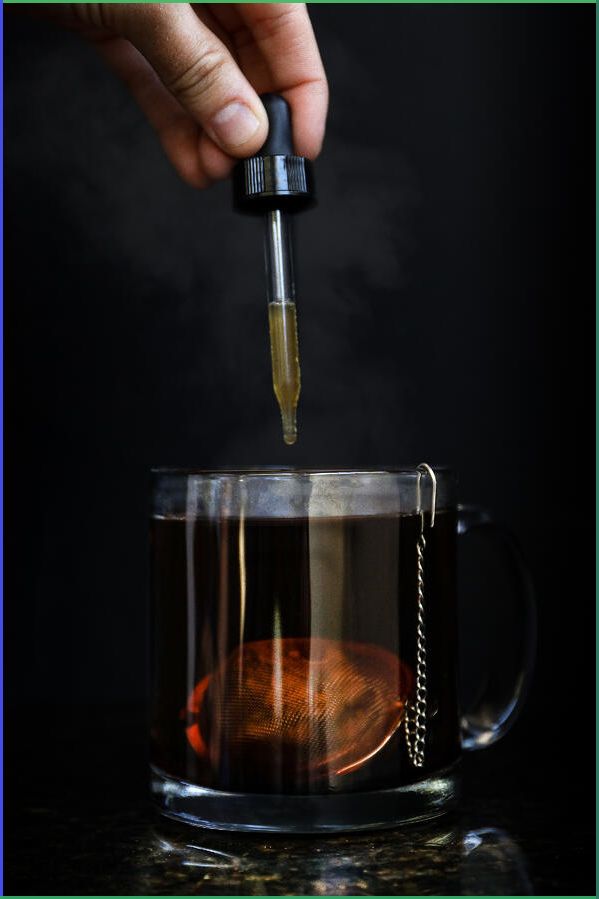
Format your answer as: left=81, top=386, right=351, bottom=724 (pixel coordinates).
left=233, top=94, right=316, bottom=215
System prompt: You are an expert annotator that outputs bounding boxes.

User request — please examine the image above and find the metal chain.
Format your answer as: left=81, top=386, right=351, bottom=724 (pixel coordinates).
left=404, top=522, right=427, bottom=768
left=404, top=463, right=436, bottom=769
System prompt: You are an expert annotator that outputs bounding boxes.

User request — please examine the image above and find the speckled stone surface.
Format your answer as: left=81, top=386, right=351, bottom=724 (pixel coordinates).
left=5, top=707, right=594, bottom=896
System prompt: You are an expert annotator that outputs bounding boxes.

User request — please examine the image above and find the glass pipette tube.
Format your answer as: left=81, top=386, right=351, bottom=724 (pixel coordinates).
left=264, top=209, right=300, bottom=445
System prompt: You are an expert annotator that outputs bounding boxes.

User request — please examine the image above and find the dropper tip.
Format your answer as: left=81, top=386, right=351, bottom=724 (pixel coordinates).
left=281, top=409, right=297, bottom=445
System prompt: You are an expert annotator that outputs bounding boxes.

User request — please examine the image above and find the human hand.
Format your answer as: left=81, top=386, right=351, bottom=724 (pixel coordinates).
left=45, top=3, right=328, bottom=188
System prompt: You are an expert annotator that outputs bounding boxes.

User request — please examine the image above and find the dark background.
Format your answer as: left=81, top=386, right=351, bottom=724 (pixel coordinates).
left=4, top=4, right=595, bottom=894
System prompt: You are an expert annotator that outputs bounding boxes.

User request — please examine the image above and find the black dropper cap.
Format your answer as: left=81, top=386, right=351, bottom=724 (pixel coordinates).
left=233, top=94, right=316, bottom=215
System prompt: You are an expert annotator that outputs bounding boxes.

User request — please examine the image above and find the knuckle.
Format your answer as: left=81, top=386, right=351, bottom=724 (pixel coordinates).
left=166, top=49, right=227, bottom=103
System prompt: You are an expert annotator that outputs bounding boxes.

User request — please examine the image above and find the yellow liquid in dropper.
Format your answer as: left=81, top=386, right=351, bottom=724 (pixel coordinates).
left=268, top=301, right=300, bottom=445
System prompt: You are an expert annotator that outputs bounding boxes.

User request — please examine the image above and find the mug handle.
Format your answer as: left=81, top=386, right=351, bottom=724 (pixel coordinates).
left=457, top=505, right=537, bottom=751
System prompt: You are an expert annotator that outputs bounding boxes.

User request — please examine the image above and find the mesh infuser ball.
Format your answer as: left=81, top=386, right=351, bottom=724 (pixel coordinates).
left=186, top=637, right=413, bottom=779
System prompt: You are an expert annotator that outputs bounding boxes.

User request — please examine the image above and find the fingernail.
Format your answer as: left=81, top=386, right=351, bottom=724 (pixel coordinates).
left=210, top=102, right=261, bottom=149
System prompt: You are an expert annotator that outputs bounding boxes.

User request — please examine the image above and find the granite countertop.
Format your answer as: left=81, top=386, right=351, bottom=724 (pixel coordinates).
left=5, top=706, right=594, bottom=896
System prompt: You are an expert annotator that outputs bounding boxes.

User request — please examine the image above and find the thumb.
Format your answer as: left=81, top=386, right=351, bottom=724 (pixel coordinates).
left=100, top=3, right=268, bottom=156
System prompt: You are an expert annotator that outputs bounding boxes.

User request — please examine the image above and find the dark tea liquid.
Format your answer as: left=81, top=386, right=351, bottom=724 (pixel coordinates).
left=150, top=511, right=460, bottom=795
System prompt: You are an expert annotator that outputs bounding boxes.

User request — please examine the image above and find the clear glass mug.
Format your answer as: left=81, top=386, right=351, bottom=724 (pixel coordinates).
left=150, top=467, right=535, bottom=833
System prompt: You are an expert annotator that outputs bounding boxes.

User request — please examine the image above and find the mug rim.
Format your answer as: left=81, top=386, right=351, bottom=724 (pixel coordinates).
left=151, top=466, right=456, bottom=516
left=151, top=465, right=454, bottom=479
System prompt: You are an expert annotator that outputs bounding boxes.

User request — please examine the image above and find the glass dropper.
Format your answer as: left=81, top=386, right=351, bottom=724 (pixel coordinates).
left=233, top=94, right=316, bottom=446
left=264, top=208, right=300, bottom=444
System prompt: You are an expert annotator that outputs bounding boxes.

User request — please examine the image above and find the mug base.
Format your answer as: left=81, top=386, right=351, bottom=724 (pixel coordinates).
left=150, top=764, right=460, bottom=834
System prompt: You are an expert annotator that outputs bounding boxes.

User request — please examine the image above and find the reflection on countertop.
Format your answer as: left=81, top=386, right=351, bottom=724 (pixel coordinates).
left=141, top=820, right=533, bottom=896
